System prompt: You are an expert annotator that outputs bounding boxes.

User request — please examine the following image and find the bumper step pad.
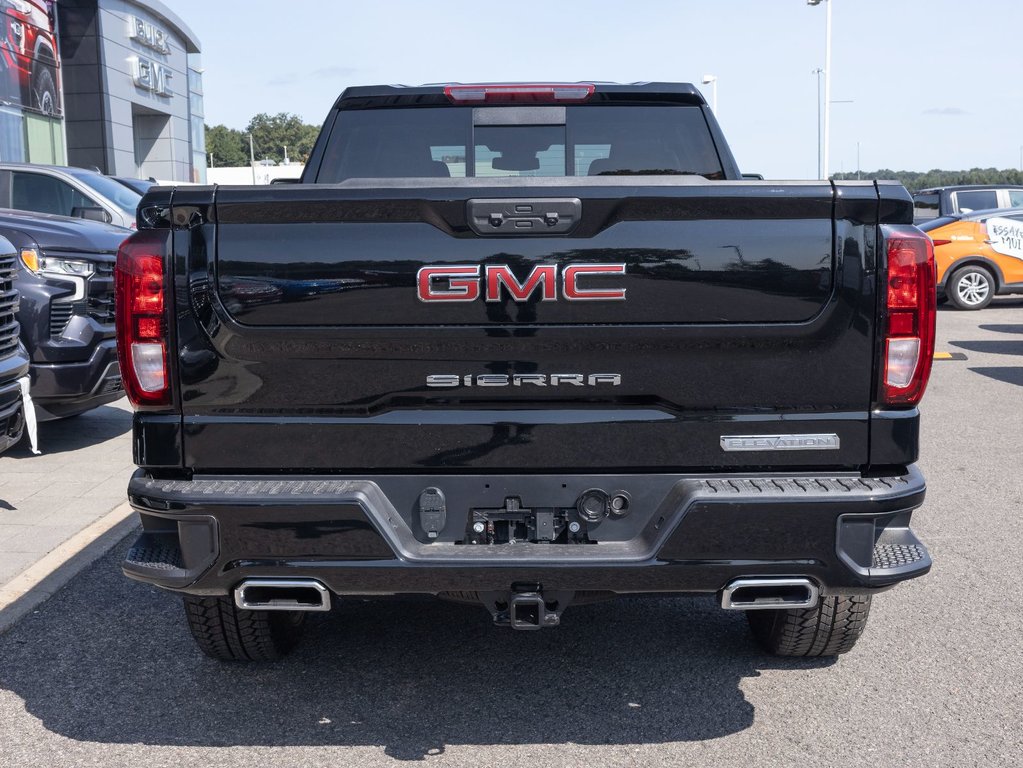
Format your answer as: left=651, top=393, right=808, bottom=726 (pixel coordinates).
left=125, top=533, right=185, bottom=572
left=873, top=542, right=926, bottom=570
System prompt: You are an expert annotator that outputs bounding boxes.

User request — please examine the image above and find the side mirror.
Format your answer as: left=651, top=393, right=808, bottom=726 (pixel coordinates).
left=71, top=206, right=112, bottom=223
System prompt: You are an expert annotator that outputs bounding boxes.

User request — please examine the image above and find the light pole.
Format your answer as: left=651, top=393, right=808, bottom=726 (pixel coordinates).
left=701, top=74, right=718, bottom=114
left=808, top=0, right=832, bottom=178
left=812, top=67, right=823, bottom=178
left=248, top=133, right=256, bottom=184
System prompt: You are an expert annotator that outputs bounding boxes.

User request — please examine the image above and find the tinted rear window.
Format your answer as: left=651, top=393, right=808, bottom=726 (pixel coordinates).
left=315, top=106, right=724, bottom=182
left=912, top=193, right=939, bottom=222
left=954, top=189, right=998, bottom=213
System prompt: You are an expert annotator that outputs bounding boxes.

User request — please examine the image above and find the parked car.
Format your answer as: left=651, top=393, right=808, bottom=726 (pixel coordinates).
left=1, top=209, right=127, bottom=419
left=0, top=163, right=141, bottom=229
left=0, top=0, right=59, bottom=115
left=111, top=176, right=155, bottom=196
left=119, top=82, right=934, bottom=663
left=919, top=207, right=1023, bottom=309
left=0, top=233, right=28, bottom=453
left=913, top=185, right=1023, bottom=224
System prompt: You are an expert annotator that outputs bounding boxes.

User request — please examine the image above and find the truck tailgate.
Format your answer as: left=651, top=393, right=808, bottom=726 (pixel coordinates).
left=176, top=179, right=882, bottom=471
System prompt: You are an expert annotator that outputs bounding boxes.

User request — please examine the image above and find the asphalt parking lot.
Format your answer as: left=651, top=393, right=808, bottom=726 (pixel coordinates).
left=0, top=300, right=1021, bottom=767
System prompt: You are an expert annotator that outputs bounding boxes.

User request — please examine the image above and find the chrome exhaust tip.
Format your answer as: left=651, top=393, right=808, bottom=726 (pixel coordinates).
left=234, top=579, right=331, bottom=612
left=720, top=578, right=819, bottom=611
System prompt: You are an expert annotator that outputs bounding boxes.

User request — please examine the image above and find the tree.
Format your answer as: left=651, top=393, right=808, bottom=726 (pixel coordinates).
left=204, top=124, right=248, bottom=167
left=832, top=168, right=1023, bottom=192
left=245, top=113, right=320, bottom=164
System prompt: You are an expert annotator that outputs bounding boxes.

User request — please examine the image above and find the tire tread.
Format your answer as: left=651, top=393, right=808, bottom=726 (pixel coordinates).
left=747, top=595, right=871, bottom=657
left=182, top=595, right=304, bottom=661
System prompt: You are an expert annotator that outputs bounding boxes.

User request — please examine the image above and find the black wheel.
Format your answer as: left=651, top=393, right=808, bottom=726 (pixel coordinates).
left=946, top=265, right=995, bottom=310
left=746, top=595, right=871, bottom=657
left=31, top=64, right=57, bottom=115
left=182, top=595, right=306, bottom=661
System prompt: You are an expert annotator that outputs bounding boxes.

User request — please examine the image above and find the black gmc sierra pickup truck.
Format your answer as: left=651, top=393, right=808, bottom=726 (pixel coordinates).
left=117, top=83, right=935, bottom=662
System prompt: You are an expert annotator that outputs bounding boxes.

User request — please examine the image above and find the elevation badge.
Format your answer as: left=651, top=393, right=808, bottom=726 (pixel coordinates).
left=720, top=434, right=841, bottom=452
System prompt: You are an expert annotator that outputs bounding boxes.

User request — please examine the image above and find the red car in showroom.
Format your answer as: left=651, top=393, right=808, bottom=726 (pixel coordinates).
left=0, top=0, right=59, bottom=115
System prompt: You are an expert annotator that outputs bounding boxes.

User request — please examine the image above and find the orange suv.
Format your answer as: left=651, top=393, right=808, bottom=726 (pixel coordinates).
left=919, top=208, right=1023, bottom=310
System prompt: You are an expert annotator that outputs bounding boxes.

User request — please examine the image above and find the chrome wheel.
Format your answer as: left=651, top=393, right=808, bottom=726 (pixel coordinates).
left=949, top=266, right=994, bottom=310
left=956, top=272, right=990, bottom=306
left=38, top=89, right=54, bottom=115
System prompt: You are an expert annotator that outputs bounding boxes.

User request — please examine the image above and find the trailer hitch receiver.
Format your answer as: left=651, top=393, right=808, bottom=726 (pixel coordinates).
left=482, top=586, right=574, bottom=630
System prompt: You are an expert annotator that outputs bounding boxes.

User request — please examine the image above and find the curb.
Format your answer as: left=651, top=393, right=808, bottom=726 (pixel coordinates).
left=0, top=501, right=136, bottom=635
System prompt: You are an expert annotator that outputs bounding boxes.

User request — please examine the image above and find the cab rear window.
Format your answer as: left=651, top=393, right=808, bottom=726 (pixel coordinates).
left=316, top=106, right=724, bottom=182
left=954, top=190, right=998, bottom=212
left=913, top=193, right=939, bottom=220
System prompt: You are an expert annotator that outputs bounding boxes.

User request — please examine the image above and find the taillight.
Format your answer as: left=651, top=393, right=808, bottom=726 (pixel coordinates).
left=881, top=225, right=936, bottom=406
left=929, top=238, right=951, bottom=247
left=444, top=83, right=595, bottom=104
left=115, top=230, right=171, bottom=408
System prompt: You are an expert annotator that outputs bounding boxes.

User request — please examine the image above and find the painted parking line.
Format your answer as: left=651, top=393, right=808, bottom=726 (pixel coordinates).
left=0, top=502, right=135, bottom=634
left=933, top=352, right=967, bottom=360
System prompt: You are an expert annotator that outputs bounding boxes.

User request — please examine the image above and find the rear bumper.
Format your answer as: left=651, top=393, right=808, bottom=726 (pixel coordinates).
left=123, top=467, right=931, bottom=599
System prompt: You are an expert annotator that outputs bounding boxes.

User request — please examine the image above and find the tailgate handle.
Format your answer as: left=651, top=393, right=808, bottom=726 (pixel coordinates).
left=468, top=198, right=580, bottom=236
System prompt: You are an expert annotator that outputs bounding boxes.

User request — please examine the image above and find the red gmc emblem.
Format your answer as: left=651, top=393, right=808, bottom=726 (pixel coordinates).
left=417, top=264, right=627, bottom=302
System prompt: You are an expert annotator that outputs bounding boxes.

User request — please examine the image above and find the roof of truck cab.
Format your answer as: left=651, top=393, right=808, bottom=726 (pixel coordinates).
left=334, top=82, right=707, bottom=110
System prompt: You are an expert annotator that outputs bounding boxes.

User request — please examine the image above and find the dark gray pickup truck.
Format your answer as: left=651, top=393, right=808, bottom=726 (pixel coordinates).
left=2, top=210, right=125, bottom=420
left=0, top=234, right=28, bottom=454
left=116, top=83, right=936, bottom=662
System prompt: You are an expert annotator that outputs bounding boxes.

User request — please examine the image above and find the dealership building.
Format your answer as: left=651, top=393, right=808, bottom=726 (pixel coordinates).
left=0, top=0, right=205, bottom=182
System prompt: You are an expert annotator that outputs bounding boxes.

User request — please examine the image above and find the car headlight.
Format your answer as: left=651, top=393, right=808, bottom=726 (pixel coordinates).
left=19, top=249, right=96, bottom=277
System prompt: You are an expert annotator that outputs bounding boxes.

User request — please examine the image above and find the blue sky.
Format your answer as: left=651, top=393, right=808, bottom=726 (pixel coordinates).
left=168, top=0, right=1023, bottom=179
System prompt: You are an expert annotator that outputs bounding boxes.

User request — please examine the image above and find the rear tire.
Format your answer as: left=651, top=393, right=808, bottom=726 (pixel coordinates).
left=182, top=595, right=306, bottom=661
left=746, top=595, right=871, bottom=657
left=31, top=63, right=57, bottom=115
left=947, top=265, right=995, bottom=310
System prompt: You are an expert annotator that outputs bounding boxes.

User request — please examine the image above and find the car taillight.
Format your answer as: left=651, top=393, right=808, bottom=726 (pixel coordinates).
left=444, top=83, right=595, bottom=104
left=115, top=230, right=171, bottom=408
left=929, top=238, right=951, bottom=247
left=881, top=225, right=936, bottom=406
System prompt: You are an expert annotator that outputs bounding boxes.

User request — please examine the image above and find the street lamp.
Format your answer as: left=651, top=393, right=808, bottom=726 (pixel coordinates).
left=247, top=133, right=256, bottom=184
left=807, top=0, right=832, bottom=178
left=701, top=74, right=718, bottom=114
left=812, top=67, right=823, bottom=179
